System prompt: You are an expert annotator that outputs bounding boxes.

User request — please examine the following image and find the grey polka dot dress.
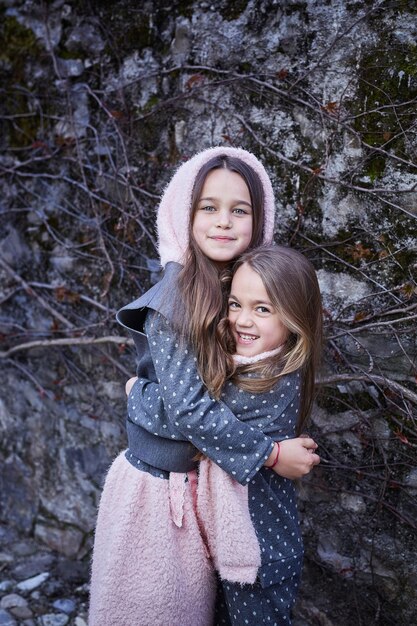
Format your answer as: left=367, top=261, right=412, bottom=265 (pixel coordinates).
left=117, top=264, right=304, bottom=624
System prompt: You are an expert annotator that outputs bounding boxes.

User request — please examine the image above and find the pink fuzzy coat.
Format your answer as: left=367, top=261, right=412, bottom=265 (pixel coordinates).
left=89, top=453, right=215, bottom=626
left=89, top=452, right=261, bottom=626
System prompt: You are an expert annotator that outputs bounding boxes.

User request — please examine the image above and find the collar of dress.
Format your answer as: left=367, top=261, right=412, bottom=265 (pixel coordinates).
left=233, top=345, right=283, bottom=366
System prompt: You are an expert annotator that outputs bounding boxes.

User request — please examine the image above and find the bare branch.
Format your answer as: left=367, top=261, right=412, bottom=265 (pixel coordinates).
left=318, top=373, right=417, bottom=405
left=0, top=336, right=133, bottom=359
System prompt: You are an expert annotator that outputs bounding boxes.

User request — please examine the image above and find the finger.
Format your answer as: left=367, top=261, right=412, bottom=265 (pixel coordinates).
left=301, top=437, right=318, bottom=450
left=311, top=453, right=320, bottom=465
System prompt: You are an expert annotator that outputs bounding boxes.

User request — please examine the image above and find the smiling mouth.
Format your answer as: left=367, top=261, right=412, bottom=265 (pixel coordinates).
left=209, top=236, right=235, bottom=241
left=237, top=332, right=259, bottom=342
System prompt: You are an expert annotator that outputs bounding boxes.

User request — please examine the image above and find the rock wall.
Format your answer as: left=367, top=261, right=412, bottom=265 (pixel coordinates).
left=1, top=0, right=416, bottom=624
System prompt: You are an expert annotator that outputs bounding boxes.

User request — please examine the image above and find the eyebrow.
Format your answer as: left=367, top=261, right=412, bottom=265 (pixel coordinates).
left=199, top=196, right=252, bottom=208
left=229, top=294, right=274, bottom=307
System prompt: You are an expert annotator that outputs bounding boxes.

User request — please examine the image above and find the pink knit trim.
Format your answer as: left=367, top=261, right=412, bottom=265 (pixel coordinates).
left=233, top=345, right=283, bottom=365
left=157, top=146, right=276, bottom=267
left=196, top=457, right=261, bottom=585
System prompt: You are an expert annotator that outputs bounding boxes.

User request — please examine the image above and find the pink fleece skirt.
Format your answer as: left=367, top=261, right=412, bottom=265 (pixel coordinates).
left=88, top=452, right=216, bottom=626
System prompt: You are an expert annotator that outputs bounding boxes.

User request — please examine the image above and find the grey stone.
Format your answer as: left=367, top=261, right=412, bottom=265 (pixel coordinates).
left=56, top=58, right=84, bottom=78
left=317, top=269, right=371, bottom=308
left=11, top=540, right=38, bottom=557
left=16, top=572, right=50, bottom=592
left=55, top=560, right=89, bottom=584
left=371, top=417, right=391, bottom=450
left=65, top=443, right=112, bottom=483
left=53, top=86, right=90, bottom=140
left=174, top=120, right=187, bottom=149
left=99, top=420, right=124, bottom=441
left=38, top=615, right=69, bottom=626
left=66, top=23, right=105, bottom=55
left=340, top=494, right=366, bottom=513
left=97, top=381, right=124, bottom=401
left=34, top=524, right=83, bottom=558
left=12, top=554, right=54, bottom=580
left=317, top=539, right=354, bottom=578
left=171, top=20, right=191, bottom=63
left=311, top=405, right=361, bottom=434
left=405, top=468, right=417, bottom=488
left=0, top=455, right=38, bottom=534
left=50, top=245, right=76, bottom=273
left=0, top=552, right=13, bottom=564
left=294, top=601, right=336, bottom=626
left=41, top=579, right=64, bottom=597
left=0, top=527, right=17, bottom=545
left=0, top=595, right=28, bottom=610
left=9, top=606, right=33, bottom=620
left=0, top=610, right=16, bottom=626
left=0, top=227, right=31, bottom=267
left=51, top=599, right=76, bottom=615
left=346, top=333, right=417, bottom=378
left=29, top=592, right=40, bottom=600
left=37, top=483, right=97, bottom=534
left=357, top=554, right=399, bottom=600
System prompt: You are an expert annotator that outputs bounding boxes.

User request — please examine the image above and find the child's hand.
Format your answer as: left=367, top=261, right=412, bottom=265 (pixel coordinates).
left=125, top=376, right=138, bottom=396
left=266, top=437, right=320, bottom=480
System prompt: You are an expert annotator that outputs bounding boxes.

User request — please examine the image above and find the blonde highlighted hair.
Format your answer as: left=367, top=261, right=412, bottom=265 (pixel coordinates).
left=216, top=245, right=323, bottom=433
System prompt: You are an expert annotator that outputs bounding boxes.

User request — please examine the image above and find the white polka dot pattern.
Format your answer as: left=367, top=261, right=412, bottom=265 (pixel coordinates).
left=127, top=312, right=277, bottom=485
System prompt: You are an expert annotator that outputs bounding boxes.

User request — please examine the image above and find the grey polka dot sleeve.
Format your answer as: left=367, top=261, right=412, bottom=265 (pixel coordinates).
left=135, top=311, right=275, bottom=484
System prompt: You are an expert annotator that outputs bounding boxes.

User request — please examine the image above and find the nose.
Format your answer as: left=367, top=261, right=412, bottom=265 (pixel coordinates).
left=216, top=209, right=232, bottom=229
left=236, top=309, right=253, bottom=328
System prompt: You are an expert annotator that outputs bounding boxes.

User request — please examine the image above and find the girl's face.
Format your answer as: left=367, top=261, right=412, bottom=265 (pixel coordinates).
left=192, top=168, right=253, bottom=267
left=228, top=263, right=289, bottom=357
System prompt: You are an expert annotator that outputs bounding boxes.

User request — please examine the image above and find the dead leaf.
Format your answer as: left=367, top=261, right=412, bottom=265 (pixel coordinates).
left=400, top=282, right=416, bottom=298
left=349, top=243, right=373, bottom=262
left=354, top=310, right=368, bottom=322
left=54, top=286, right=80, bottom=304
left=321, top=101, right=339, bottom=115
left=393, top=429, right=409, bottom=445
left=185, top=74, right=205, bottom=89
left=276, top=69, right=289, bottom=80
left=312, top=166, right=323, bottom=176
left=109, top=110, right=125, bottom=120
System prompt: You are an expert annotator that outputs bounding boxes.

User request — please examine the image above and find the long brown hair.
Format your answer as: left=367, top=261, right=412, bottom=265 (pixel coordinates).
left=176, top=155, right=265, bottom=394
left=216, top=245, right=323, bottom=434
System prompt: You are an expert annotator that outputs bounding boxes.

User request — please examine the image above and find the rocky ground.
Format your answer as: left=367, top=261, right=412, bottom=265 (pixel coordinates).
left=0, top=526, right=89, bottom=626
left=0, top=520, right=324, bottom=626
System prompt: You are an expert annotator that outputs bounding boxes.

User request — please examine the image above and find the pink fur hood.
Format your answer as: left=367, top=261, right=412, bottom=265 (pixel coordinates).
left=157, top=147, right=276, bottom=267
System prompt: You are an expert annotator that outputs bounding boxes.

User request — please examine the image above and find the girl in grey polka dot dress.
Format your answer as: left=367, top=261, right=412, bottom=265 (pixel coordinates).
left=89, top=148, right=320, bottom=626
left=209, top=244, right=322, bottom=625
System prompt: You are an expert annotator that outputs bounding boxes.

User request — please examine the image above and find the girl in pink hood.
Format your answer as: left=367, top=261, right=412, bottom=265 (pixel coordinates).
left=88, top=147, right=320, bottom=626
